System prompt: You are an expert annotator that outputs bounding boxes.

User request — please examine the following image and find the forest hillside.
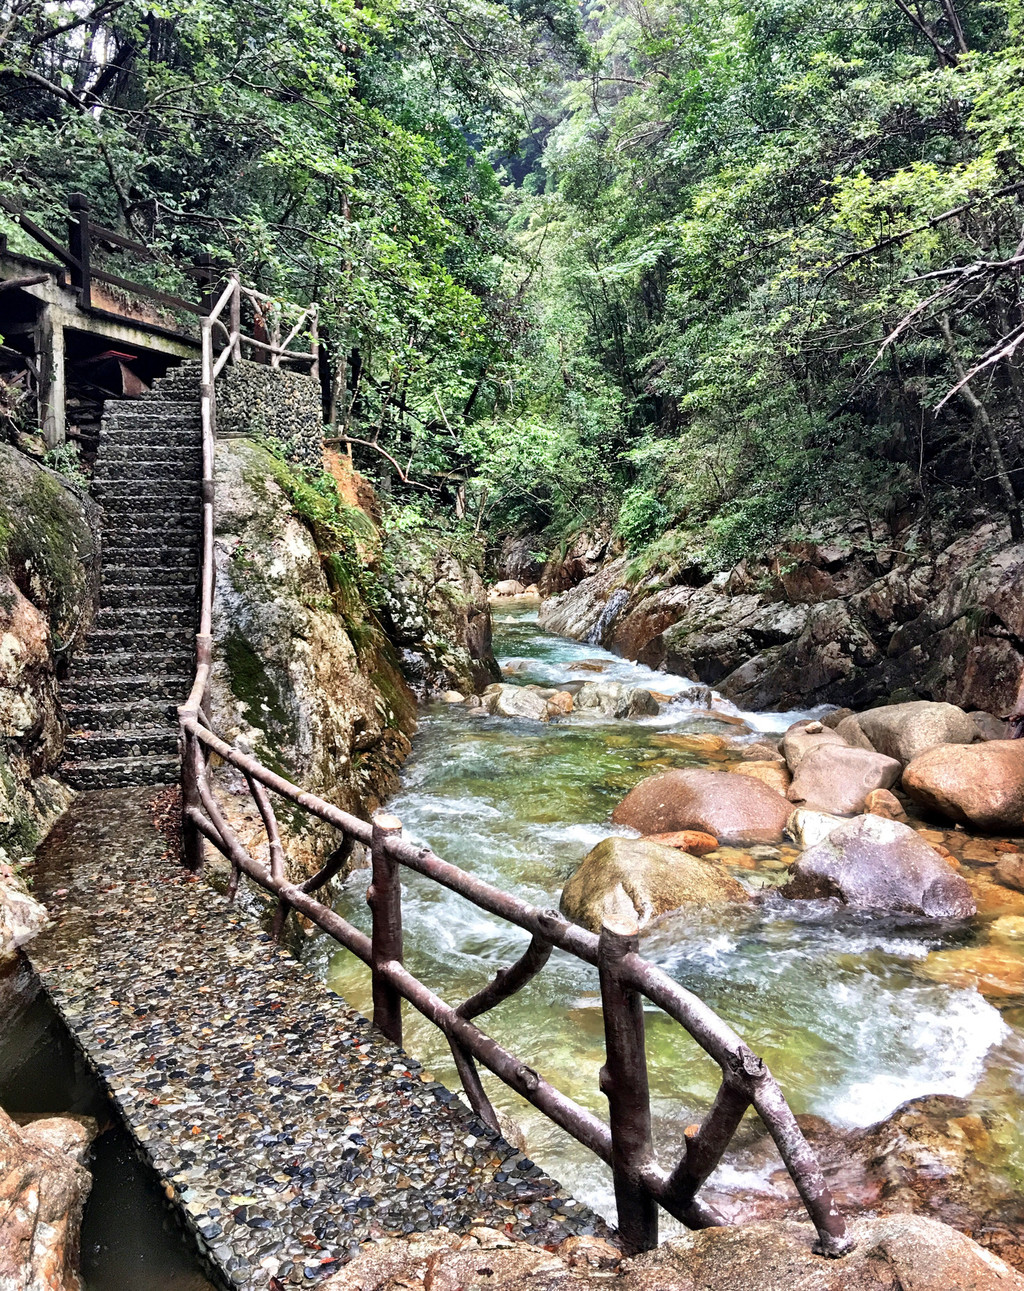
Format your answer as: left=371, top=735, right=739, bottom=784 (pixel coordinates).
left=4, top=0, right=1023, bottom=581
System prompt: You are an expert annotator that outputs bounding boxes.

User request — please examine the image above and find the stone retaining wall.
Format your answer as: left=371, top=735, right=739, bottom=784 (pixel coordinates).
left=217, top=360, right=322, bottom=468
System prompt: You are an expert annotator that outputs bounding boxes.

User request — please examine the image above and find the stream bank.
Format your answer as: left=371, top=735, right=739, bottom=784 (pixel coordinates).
left=316, top=603, right=1024, bottom=1265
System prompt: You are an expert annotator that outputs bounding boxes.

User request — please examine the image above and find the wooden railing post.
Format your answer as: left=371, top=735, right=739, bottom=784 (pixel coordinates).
left=229, top=272, right=241, bottom=363
left=67, top=193, right=91, bottom=308
left=598, top=913, right=658, bottom=1255
left=179, top=730, right=205, bottom=873
left=368, top=813, right=404, bottom=1046
left=309, top=304, right=320, bottom=383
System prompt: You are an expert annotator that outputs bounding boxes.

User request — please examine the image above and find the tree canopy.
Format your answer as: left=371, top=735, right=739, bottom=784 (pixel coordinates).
left=3, top=0, right=1024, bottom=565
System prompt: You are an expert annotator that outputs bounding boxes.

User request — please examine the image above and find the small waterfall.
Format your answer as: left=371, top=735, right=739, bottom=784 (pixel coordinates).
left=586, top=588, right=629, bottom=646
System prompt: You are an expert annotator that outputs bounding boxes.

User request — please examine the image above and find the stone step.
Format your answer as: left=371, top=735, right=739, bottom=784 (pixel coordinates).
left=101, top=533, right=199, bottom=556
left=93, top=477, right=200, bottom=495
left=64, top=728, right=179, bottom=762
left=101, top=583, right=197, bottom=609
left=100, top=506, right=198, bottom=527
left=98, top=445, right=202, bottom=467
left=63, top=674, right=187, bottom=704
left=93, top=463, right=201, bottom=487
left=99, top=425, right=200, bottom=446
left=63, top=697, right=178, bottom=729
left=93, top=603, right=196, bottom=632
left=85, top=627, right=194, bottom=655
left=71, top=647, right=193, bottom=678
left=101, top=554, right=198, bottom=578
left=60, top=755, right=180, bottom=790
left=102, top=570, right=197, bottom=593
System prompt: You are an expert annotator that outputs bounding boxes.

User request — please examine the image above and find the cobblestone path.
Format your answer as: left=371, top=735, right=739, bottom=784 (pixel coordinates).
left=27, top=787, right=605, bottom=1290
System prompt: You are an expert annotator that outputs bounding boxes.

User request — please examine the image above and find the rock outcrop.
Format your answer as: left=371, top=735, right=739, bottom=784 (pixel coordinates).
left=783, top=814, right=976, bottom=918
left=538, top=522, right=1024, bottom=714
left=902, top=740, right=1024, bottom=832
left=322, top=1215, right=1024, bottom=1290
left=559, top=836, right=750, bottom=932
left=0, top=445, right=97, bottom=864
left=0, top=1105, right=95, bottom=1291
left=612, top=769, right=792, bottom=844
left=0, top=865, right=49, bottom=964
left=208, top=440, right=416, bottom=879
left=381, top=530, right=499, bottom=697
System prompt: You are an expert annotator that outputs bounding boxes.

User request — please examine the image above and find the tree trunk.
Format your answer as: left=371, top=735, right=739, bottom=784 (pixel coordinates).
left=939, top=314, right=1023, bottom=541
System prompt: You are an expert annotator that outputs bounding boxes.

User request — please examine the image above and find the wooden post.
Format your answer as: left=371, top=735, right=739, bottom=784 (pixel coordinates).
left=179, top=731, right=205, bottom=873
left=37, top=305, right=66, bottom=448
left=368, top=813, right=404, bottom=1046
left=67, top=193, right=91, bottom=308
left=309, top=305, right=320, bottom=383
left=598, top=912, right=658, bottom=1254
left=228, top=272, right=241, bottom=363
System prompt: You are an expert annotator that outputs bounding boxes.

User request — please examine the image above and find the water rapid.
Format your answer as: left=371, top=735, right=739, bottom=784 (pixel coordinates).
left=314, top=605, right=1024, bottom=1226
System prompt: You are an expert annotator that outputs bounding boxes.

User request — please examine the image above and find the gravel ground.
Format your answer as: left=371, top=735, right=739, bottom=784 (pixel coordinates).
left=27, top=787, right=609, bottom=1290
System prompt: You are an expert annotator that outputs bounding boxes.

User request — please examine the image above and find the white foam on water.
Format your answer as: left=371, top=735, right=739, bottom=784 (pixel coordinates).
left=819, top=985, right=1009, bottom=1128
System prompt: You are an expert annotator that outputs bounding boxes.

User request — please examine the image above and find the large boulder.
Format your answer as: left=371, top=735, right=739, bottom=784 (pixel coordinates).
left=786, top=744, right=901, bottom=816
left=324, top=1215, right=1024, bottom=1291
left=624, top=1215, right=1024, bottom=1291
left=0, top=1106, right=95, bottom=1291
left=783, top=815, right=975, bottom=918
left=837, top=701, right=979, bottom=766
left=612, top=769, right=792, bottom=845
left=575, top=681, right=659, bottom=718
left=0, top=867, right=49, bottom=965
left=902, top=740, right=1024, bottom=832
left=559, top=836, right=750, bottom=933
left=781, top=720, right=847, bottom=771
left=482, top=684, right=550, bottom=722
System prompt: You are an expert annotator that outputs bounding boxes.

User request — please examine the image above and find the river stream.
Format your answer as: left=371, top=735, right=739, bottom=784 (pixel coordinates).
left=316, top=604, right=1024, bottom=1228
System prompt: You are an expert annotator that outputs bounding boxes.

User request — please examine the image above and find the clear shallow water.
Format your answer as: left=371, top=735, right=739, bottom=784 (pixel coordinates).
left=319, top=606, right=1024, bottom=1224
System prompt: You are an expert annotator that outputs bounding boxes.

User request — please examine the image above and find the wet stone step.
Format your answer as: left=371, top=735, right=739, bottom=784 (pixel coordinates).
left=64, top=730, right=179, bottom=761
left=26, top=788, right=604, bottom=1291
left=101, top=584, right=197, bottom=610
left=101, top=415, right=200, bottom=436
left=71, top=649, right=193, bottom=677
left=63, top=698, right=178, bottom=728
left=94, top=605, right=197, bottom=632
left=94, top=482, right=201, bottom=503
left=98, top=446, right=202, bottom=466
left=59, top=758, right=180, bottom=790
left=100, top=540, right=200, bottom=561
left=101, top=570, right=198, bottom=593
left=84, top=628, right=194, bottom=655
left=63, top=674, right=189, bottom=704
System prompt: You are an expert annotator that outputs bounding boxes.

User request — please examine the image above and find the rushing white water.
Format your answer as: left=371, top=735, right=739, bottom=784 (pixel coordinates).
left=317, top=604, right=1019, bottom=1225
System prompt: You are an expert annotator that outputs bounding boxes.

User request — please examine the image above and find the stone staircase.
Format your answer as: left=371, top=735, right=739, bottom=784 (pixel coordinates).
left=61, top=362, right=202, bottom=789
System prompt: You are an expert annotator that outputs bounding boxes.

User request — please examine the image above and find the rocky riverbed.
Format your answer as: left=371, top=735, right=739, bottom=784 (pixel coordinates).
left=320, top=603, right=1024, bottom=1272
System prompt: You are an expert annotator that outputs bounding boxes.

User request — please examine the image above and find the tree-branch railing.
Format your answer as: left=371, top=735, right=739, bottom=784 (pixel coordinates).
left=176, top=283, right=850, bottom=1260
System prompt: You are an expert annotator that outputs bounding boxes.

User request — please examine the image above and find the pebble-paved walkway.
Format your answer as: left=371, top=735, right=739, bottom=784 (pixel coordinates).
left=27, top=788, right=607, bottom=1290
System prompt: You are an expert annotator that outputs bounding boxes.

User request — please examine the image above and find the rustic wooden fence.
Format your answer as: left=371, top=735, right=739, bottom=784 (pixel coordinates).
left=176, top=279, right=851, bottom=1259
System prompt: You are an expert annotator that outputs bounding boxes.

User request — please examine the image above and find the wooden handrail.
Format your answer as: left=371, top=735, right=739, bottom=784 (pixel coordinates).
left=173, top=274, right=846, bottom=1258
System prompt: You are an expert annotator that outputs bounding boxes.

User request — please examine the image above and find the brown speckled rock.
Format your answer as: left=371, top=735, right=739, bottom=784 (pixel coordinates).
left=612, top=769, right=792, bottom=845
left=0, top=1105, right=94, bottom=1291
left=902, top=741, right=1024, bottom=833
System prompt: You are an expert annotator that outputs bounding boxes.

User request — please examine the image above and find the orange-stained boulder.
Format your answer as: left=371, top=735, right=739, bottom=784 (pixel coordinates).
left=612, top=769, right=791, bottom=845
left=902, top=740, right=1024, bottom=832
